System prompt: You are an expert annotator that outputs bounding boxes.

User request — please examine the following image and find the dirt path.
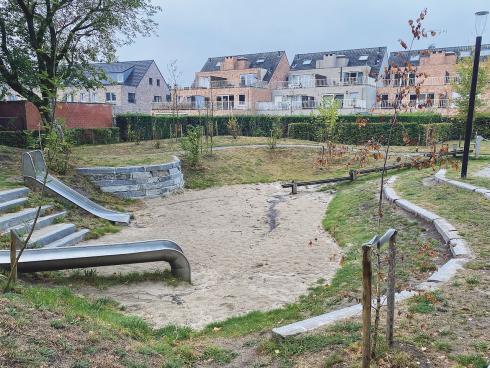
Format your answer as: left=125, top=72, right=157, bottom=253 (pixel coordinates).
left=475, top=165, right=490, bottom=178
left=80, top=183, right=340, bottom=329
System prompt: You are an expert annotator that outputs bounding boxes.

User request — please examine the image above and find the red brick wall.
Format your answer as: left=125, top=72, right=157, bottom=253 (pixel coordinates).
left=0, top=101, right=113, bottom=131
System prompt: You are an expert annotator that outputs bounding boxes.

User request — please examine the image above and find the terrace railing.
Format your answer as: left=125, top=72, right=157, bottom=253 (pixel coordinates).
left=272, top=76, right=377, bottom=90
left=256, top=98, right=368, bottom=111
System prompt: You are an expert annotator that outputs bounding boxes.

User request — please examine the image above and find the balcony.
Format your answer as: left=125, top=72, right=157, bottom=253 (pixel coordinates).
left=188, top=79, right=268, bottom=90
left=152, top=101, right=250, bottom=111
left=272, top=76, right=377, bottom=90
left=375, top=99, right=453, bottom=110
left=256, top=99, right=368, bottom=111
left=379, top=75, right=460, bottom=87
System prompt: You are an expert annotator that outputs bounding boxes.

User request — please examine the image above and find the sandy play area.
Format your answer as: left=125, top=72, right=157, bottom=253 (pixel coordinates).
left=81, top=183, right=340, bottom=329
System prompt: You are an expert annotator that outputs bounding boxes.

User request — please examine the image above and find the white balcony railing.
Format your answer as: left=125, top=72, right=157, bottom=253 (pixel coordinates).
left=152, top=101, right=251, bottom=111
left=187, top=80, right=268, bottom=89
left=256, top=99, right=368, bottom=111
left=379, top=75, right=460, bottom=87
left=271, top=76, right=377, bottom=90
left=375, top=99, right=454, bottom=110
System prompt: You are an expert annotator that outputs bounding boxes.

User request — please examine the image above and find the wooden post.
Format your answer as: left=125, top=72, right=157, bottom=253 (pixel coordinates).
left=10, top=230, right=17, bottom=283
left=386, top=232, right=397, bottom=347
left=291, top=181, right=298, bottom=195
left=362, top=244, right=373, bottom=368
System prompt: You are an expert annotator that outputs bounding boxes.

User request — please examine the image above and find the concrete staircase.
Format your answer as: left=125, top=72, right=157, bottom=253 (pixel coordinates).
left=0, top=187, right=89, bottom=249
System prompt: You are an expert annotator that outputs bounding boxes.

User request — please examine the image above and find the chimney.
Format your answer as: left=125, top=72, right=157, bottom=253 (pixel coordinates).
left=236, top=57, right=250, bottom=70
left=336, top=55, right=349, bottom=67
left=222, top=56, right=237, bottom=70
left=317, top=54, right=337, bottom=68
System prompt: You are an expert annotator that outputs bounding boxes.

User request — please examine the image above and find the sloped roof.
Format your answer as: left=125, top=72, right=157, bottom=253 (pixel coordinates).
left=388, top=44, right=490, bottom=67
left=200, top=51, right=286, bottom=82
left=92, top=60, right=154, bottom=87
left=290, top=47, right=387, bottom=77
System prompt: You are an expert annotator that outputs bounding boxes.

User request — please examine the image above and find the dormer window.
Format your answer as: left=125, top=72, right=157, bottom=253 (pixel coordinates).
left=410, top=54, right=420, bottom=62
left=302, top=59, right=312, bottom=65
left=216, top=61, right=222, bottom=67
left=359, top=55, right=369, bottom=61
left=256, top=58, right=265, bottom=63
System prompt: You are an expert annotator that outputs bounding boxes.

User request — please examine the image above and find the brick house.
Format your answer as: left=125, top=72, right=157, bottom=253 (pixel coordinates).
left=261, top=47, right=388, bottom=115
left=152, top=51, right=290, bottom=116
left=373, top=44, right=490, bottom=115
left=62, top=60, right=170, bottom=115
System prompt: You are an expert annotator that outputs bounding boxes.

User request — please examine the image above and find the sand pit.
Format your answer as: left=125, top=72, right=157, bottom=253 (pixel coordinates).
left=80, top=183, right=340, bottom=329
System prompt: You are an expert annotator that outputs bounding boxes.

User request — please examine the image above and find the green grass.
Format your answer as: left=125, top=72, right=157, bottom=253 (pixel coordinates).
left=200, top=346, right=237, bottom=365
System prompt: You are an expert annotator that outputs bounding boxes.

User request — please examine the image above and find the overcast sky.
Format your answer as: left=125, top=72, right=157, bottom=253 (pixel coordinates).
left=118, top=0, right=490, bottom=85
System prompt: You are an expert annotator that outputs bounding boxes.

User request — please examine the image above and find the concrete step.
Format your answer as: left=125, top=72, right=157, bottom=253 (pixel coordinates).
left=0, top=187, right=30, bottom=203
left=7, top=211, right=67, bottom=236
left=27, top=223, right=76, bottom=248
left=0, top=206, right=52, bottom=233
left=0, top=197, right=28, bottom=214
left=44, top=229, right=90, bottom=248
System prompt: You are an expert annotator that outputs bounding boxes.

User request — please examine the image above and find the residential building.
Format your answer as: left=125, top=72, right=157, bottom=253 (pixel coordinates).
left=62, top=60, right=170, bottom=115
left=373, top=44, right=490, bottom=115
left=152, top=51, right=290, bottom=116
left=259, top=47, right=388, bottom=115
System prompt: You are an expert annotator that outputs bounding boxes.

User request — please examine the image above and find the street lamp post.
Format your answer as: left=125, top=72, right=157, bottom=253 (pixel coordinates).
left=461, top=10, right=489, bottom=178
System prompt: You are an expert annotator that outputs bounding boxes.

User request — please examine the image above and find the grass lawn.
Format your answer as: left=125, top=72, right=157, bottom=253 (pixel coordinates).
left=71, top=136, right=317, bottom=167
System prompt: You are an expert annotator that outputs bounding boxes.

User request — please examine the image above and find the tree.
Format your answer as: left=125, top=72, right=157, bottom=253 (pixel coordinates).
left=452, top=57, right=490, bottom=119
left=0, top=0, right=160, bottom=129
left=167, top=59, right=182, bottom=141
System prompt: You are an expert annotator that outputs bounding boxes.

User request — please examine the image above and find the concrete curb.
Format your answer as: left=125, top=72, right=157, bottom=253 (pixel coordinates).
left=272, top=176, right=474, bottom=338
left=435, top=169, right=490, bottom=199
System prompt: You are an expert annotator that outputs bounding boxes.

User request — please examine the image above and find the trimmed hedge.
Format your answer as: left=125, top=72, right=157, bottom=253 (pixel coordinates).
left=115, top=113, right=490, bottom=145
left=0, top=127, right=119, bottom=148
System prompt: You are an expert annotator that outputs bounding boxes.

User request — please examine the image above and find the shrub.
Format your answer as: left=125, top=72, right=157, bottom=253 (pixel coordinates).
left=180, top=125, right=202, bottom=166
left=226, top=116, right=240, bottom=139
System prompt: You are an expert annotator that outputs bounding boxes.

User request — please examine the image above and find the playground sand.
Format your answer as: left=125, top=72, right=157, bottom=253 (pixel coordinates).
left=79, top=183, right=340, bottom=329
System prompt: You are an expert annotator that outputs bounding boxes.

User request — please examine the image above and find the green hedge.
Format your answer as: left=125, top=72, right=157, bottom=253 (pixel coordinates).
left=0, top=127, right=119, bottom=148
left=115, top=113, right=490, bottom=145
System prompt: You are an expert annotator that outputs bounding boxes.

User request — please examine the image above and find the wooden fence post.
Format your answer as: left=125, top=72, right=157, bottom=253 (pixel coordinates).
left=291, top=181, right=298, bottom=195
left=362, top=243, right=373, bottom=368
left=386, top=232, right=397, bottom=347
left=9, top=230, right=17, bottom=283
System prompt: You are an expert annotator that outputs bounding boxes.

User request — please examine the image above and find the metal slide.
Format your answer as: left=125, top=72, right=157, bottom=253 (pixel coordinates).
left=0, top=239, right=191, bottom=282
left=22, top=150, right=131, bottom=224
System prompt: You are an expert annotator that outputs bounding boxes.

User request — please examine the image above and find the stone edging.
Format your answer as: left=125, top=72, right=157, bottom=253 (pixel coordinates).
left=76, top=156, right=184, bottom=199
left=434, top=169, right=490, bottom=199
left=272, top=176, right=473, bottom=338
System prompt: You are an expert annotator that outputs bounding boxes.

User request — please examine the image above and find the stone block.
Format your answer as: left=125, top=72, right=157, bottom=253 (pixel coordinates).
left=100, top=184, right=141, bottom=193
left=427, top=259, right=467, bottom=283
left=115, top=166, right=145, bottom=174
left=446, top=179, right=478, bottom=192
left=131, top=172, right=152, bottom=183
left=433, top=218, right=459, bottom=242
left=118, top=190, right=146, bottom=198
left=383, top=187, right=400, bottom=202
left=449, top=238, right=472, bottom=258
left=94, top=179, right=136, bottom=187
left=145, top=189, right=162, bottom=197
left=169, top=167, right=180, bottom=175
left=151, top=170, right=170, bottom=177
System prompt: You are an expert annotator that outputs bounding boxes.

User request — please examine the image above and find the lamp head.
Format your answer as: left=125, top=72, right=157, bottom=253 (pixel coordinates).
left=475, top=10, right=489, bottom=37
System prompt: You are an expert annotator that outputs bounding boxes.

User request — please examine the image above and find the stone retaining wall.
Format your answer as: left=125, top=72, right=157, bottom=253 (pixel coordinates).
left=76, top=156, right=184, bottom=199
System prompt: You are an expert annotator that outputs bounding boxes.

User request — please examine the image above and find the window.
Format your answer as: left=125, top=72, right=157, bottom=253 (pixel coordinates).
left=105, top=92, right=116, bottom=102
left=410, top=54, right=420, bottom=62
left=166, top=94, right=171, bottom=102
left=289, top=74, right=314, bottom=88
left=8, top=94, right=17, bottom=101
left=380, top=94, right=389, bottom=108
left=198, top=77, right=210, bottom=88
left=239, top=94, right=246, bottom=105
left=358, top=55, right=369, bottom=61
left=409, top=94, right=417, bottom=107
left=256, top=58, right=265, bottom=63
left=216, top=61, right=222, bottom=67
left=128, top=93, right=136, bottom=103
left=80, top=93, right=86, bottom=102
left=240, top=73, right=258, bottom=86
left=149, top=78, right=153, bottom=85
left=459, top=50, right=471, bottom=58
left=157, top=79, right=160, bottom=86
left=153, top=96, right=162, bottom=102
left=91, top=92, right=97, bottom=103
left=302, top=59, right=312, bottom=65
